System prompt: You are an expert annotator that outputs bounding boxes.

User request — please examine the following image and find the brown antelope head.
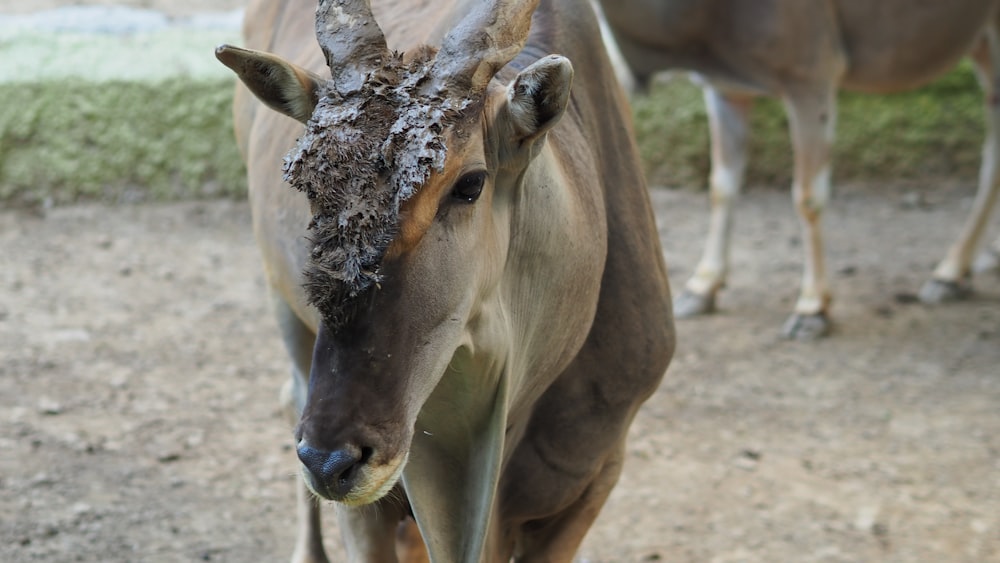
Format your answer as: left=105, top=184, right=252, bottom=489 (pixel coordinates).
left=216, top=0, right=573, bottom=506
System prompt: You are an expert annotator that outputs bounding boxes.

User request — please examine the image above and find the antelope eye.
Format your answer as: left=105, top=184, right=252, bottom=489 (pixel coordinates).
left=451, top=171, right=486, bottom=203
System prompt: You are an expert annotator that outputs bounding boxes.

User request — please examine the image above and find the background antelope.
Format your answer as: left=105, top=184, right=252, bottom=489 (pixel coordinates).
left=600, top=0, right=1000, bottom=339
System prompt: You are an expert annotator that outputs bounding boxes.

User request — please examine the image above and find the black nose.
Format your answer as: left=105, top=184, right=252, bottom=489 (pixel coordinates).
left=296, top=442, right=365, bottom=499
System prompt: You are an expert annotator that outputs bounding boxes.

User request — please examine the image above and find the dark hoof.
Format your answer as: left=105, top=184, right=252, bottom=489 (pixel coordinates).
left=673, top=289, right=716, bottom=318
left=918, top=278, right=971, bottom=304
left=781, top=312, right=831, bottom=341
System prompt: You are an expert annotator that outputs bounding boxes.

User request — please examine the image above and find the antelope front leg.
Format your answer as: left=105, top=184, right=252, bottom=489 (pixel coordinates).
left=290, top=474, right=330, bottom=563
left=335, top=493, right=409, bottom=563
left=676, top=87, right=753, bottom=316
left=283, top=371, right=332, bottom=563
left=274, top=296, right=331, bottom=563
left=920, top=26, right=1000, bottom=303
left=781, top=87, right=836, bottom=340
left=513, top=452, right=625, bottom=563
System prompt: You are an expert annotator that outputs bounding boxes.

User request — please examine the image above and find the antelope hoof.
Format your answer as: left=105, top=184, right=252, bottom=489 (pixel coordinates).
left=918, top=278, right=971, bottom=304
left=781, top=312, right=831, bottom=341
left=673, top=289, right=716, bottom=318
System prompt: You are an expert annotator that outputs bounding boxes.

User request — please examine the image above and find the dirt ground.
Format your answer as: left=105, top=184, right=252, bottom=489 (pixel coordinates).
left=2, top=1, right=1000, bottom=562
left=0, top=181, right=998, bottom=563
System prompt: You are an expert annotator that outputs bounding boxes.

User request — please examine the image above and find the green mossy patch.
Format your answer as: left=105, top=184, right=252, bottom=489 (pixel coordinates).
left=0, top=63, right=986, bottom=205
left=0, top=77, right=245, bottom=206
left=633, top=63, right=984, bottom=189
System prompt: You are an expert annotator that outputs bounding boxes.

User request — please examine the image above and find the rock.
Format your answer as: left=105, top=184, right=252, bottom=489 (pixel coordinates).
left=734, top=449, right=762, bottom=471
left=899, top=191, right=929, bottom=210
left=157, top=451, right=182, bottom=463
left=37, top=397, right=62, bottom=415
left=853, top=504, right=880, bottom=532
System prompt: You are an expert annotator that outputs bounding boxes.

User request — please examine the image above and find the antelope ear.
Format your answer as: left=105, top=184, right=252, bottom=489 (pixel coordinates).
left=215, top=44, right=323, bottom=123
left=504, top=55, right=574, bottom=144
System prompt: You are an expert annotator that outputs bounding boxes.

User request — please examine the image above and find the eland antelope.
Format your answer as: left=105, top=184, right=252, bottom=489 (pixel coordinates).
left=599, top=0, right=1000, bottom=339
left=216, top=0, right=675, bottom=560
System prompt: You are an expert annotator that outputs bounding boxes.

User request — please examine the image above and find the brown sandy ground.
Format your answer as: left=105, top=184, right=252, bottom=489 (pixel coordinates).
left=1, top=182, right=998, bottom=562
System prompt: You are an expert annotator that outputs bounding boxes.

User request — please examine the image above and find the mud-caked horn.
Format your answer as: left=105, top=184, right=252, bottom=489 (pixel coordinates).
left=431, top=0, right=541, bottom=94
left=315, top=0, right=390, bottom=92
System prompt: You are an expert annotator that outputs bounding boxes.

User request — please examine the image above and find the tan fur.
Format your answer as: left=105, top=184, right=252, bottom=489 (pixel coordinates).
left=384, top=172, right=447, bottom=261
left=385, top=143, right=472, bottom=261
